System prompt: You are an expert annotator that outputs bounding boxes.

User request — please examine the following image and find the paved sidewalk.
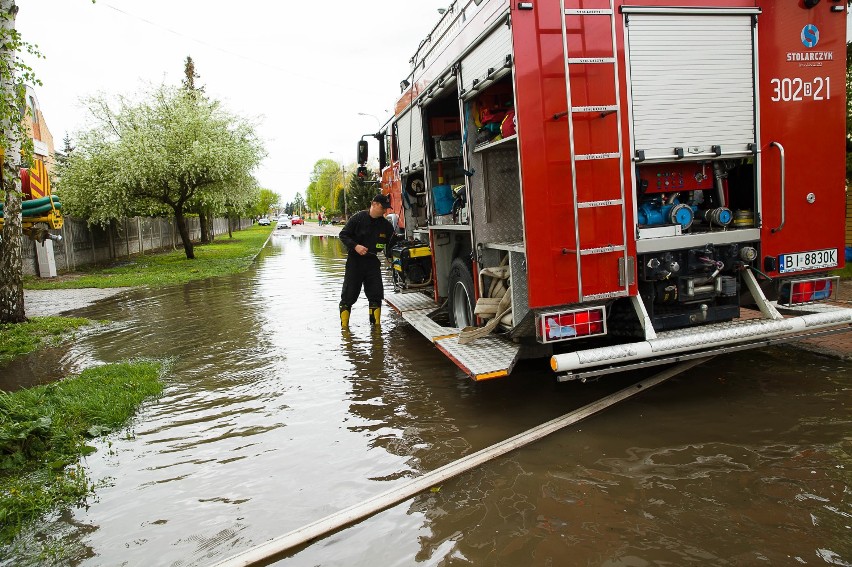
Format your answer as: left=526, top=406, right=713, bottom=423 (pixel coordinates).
left=794, top=330, right=852, bottom=360
left=24, top=288, right=131, bottom=317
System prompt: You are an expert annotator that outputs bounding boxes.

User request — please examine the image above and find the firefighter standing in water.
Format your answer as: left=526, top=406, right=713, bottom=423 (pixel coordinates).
left=339, top=194, right=394, bottom=327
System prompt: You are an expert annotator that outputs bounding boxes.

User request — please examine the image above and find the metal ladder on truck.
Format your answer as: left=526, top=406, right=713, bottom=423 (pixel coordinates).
left=560, top=0, right=630, bottom=302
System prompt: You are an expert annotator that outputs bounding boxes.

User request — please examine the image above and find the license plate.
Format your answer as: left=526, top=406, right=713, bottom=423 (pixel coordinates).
left=778, top=249, right=838, bottom=273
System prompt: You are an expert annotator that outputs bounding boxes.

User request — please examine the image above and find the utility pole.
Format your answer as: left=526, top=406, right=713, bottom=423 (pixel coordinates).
left=342, top=164, right=347, bottom=219
left=329, top=151, right=347, bottom=219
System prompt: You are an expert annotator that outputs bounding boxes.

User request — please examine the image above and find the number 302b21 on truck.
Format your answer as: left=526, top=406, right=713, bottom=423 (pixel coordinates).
left=357, top=0, right=852, bottom=382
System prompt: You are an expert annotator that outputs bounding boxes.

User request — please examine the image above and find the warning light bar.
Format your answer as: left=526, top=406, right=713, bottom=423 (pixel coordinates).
left=778, top=276, right=838, bottom=306
left=537, top=307, right=607, bottom=344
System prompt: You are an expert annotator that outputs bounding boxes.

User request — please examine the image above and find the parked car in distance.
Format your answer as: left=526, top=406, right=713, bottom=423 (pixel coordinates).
left=276, top=217, right=292, bottom=229
left=258, top=217, right=271, bottom=226
left=291, top=215, right=304, bottom=225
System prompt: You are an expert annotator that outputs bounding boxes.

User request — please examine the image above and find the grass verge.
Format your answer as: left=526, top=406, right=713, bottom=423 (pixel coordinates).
left=0, top=317, right=92, bottom=365
left=831, top=262, right=852, bottom=280
left=24, top=224, right=273, bottom=289
left=0, top=360, right=165, bottom=545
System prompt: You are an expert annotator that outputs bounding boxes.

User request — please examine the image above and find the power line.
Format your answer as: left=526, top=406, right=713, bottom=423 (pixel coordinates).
left=100, top=2, right=385, bottom=97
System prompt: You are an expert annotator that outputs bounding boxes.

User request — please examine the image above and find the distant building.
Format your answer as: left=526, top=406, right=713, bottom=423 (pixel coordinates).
left=23, top=86, right=55, bottom=174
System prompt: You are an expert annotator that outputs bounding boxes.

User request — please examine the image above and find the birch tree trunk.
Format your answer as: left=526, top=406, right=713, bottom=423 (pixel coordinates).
left=0, top=0, right=25, bottom=324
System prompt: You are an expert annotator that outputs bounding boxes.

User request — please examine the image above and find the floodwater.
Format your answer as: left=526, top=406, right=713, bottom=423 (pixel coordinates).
left=2, top=232, right=850, bottom=567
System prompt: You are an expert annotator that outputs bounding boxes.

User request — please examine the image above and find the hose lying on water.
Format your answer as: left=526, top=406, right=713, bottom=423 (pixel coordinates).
left=211, top=357, right=713, bottom=567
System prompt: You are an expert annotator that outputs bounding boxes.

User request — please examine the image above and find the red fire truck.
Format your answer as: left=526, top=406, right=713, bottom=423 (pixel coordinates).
left=359, top=0, right=851, bottom=381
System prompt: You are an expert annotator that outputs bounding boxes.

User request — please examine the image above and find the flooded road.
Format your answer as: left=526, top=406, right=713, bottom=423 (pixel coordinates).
left=3, top=233, right=851, bottom=566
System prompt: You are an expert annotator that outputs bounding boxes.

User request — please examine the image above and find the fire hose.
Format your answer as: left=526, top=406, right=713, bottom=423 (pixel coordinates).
left=458, top=257, right=512, bottom=344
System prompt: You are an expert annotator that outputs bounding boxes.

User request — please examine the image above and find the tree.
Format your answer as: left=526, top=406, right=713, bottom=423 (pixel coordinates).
left=0, top=0, right=40, bottom=323
left=252, top=188, right=279, bottom=218
left=59, top=85, right=265, bottom=259
left=222, top=183, right=261, bottom=238
left=292, top=192, right=305, bottom=216
left=180, top=56, right=217, bottom=244
left=335, top=162, right=354, bottom=219
left=182, top=55, right=204, bottom=98
left=307, top=158, right=344, bottom=215
left=304, top=181, right=318, bottom=218
left=346, top=168, right=378, bottom=214
left=55, top=131, right=74, bottom=171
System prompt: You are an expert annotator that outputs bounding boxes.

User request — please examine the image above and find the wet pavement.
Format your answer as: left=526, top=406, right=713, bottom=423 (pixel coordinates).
left=2, top=232, right=851, bottom=566
left=24, top=287, right=132, bottom=318
left=793, top=279, right=852, bottom=361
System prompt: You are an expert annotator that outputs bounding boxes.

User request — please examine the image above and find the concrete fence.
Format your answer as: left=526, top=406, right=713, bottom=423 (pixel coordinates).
left=22, top=216, right=254, bottom=276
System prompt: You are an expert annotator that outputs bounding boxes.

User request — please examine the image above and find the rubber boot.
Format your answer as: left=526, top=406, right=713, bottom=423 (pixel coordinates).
left=339, top=304, right=351, bottom=328
left=368, top=304, right=381, bottom=326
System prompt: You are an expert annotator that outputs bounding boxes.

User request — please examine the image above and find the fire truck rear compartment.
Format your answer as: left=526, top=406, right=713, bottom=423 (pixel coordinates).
left=638, top=242, right=758, bottom=331
left=378, top=0, right=849, bottom=380
left=386, top=284, right=852, bottom=381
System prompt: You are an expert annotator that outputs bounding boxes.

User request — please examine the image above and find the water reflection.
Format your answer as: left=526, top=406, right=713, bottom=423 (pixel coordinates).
left=1, top=233, right=849, bottom=566
left=390, top=352, right=852, bottom=567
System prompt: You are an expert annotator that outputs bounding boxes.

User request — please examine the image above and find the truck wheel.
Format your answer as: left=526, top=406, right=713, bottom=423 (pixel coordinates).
left=448, top=258, right=474, bottom=327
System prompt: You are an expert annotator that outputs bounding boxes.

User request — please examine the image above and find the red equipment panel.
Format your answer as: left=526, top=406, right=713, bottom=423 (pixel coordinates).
left=757, top=1, right=846, bottom=275
left=637, top=163, right=715, bottom=195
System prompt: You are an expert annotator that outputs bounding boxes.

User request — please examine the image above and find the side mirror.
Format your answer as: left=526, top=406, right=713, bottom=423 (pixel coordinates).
left=357, top=140, right=368, bottom=165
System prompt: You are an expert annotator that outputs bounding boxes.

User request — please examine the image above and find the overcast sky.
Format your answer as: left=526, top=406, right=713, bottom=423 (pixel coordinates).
left=17, top=2, right=852, bottom=206
left=17, top=0, right=448, bottom=205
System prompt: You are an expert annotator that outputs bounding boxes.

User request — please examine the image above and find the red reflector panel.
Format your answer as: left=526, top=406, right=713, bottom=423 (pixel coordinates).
left=538, top=307, right=607, bottom=344
left=779, top=277, right=837, bottom=305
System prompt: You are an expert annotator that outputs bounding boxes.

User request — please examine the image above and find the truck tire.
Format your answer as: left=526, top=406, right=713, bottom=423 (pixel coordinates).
left=448, top=257, right=474, bottom=328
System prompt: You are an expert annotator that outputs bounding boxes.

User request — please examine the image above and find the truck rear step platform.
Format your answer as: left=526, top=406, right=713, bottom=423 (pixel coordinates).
left=385, top=291, right=521, bottom=381
left=551, top=302, right=852, bottom=377
left=387, top=290, right=851, bottom=382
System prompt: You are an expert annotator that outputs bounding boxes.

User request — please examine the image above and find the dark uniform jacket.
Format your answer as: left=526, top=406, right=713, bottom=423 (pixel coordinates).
left=339, top=211, right=394, bottom=258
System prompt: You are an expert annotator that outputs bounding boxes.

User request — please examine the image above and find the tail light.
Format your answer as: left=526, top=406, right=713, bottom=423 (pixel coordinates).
left=778, top=276, right=838, bottom=306
left=537, top=307, right=607, bottom=344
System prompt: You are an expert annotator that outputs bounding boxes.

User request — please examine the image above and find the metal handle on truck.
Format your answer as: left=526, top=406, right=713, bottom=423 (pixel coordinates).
left=769, top=141, right=785, bottom=233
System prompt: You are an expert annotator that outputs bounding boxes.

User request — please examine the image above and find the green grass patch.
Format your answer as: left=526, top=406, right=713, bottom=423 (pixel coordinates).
left=0, top=360, right=164, bottom=545
left=830, top=262, right=852, bottom=280
left=0, top=317, right=91, bottom=365
left=24, top=224, right=273, bottom=289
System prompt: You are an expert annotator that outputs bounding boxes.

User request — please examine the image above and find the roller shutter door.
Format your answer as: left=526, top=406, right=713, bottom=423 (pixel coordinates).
left=461, top=19, right=512, bottom=95
left=626, top=12, right=756, bottom=160
left=395, top=104, right=425, bottom=172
